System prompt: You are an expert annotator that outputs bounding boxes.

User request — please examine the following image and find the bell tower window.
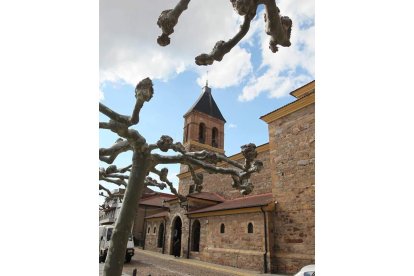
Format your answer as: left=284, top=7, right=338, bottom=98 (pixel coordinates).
left=212, top=127, right=218, bottom=147
left=199, top=123, right=206, bottom=144
left=185, top=124, right=189, bottom=142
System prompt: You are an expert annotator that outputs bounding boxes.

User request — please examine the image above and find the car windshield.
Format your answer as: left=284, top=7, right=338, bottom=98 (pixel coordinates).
left=106, top=228, right=113, bottom=241
left=105, top=228, right=132, bottom=242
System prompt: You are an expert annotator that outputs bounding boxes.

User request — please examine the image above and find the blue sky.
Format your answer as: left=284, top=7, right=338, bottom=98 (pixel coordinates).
left=99, top=0, right=315, bottom=195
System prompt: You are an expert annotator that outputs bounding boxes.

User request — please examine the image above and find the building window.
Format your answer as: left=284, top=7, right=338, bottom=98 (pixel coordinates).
left=185, top=124, right=189, bottom=142
left=199, top=123, right=206, bottom=144
left=248, top=222, right=254, bottom=233
left=157, top=223, right=164, bottom=248
left=212, top=127, right=218, bottom=147
left=189, top=184, right=195, bottom=194
left=191, top=220, right=201, bottom=252
left=147, top=227, right=151, bottom=234
left=220, top=223, right=225, bottom=234
left=153, top=226, right=156, bottom=234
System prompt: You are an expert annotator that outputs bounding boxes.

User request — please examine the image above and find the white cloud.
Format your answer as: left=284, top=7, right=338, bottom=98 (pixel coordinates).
left=239, top=72, right=312, bottom=101
left=99, top=88, right=104, bottom=101
left=100, top=0, right=249, bottom=87
left=100, top=0, right=314, bottom=100
left=196, top=46, right=252, bottom=89
left=228, top=123, right=237, bottom=128
left=238, top=0, right=315, bottom=101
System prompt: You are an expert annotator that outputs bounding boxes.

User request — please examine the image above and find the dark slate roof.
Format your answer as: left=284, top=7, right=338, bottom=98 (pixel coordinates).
left=187, top=193, right=273, bottom=215
left=184, top=85, right=226, bottom=122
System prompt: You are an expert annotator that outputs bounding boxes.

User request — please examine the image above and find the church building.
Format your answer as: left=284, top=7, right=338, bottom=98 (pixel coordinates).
left=142, top=81, right=315, bottom=274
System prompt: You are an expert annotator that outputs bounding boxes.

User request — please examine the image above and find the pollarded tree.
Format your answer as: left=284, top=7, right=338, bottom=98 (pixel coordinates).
left=156, top=0, right=292, bottom=65
left=99, top=78, right=264, bottom=276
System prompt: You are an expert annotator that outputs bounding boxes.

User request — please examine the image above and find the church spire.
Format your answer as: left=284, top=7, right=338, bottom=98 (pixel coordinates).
left=184, top=81, right=225, bottom=122
left=182, top=77, right=226, bottom=152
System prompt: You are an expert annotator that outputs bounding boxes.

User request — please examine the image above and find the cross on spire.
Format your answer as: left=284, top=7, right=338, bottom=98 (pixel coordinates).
left=206, top=70, right=209, bottom=87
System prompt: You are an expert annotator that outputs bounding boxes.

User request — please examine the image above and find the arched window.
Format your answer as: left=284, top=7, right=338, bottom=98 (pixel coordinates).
left=248, top=222, right=254, bottom=233
left=185, top=124, right=189, bottom=142
left=157, top=223, right=164, bottom=248
left=212, top=127, right=218, bottom=147
left=220, top=223, right=225, bottom=234
left=147, top=226, right=150, bottom=234
left=191, top=220, right=201, bottom=252
left=153, top=226, right=156, bottom=234
left=199, top=123, right=206, bottom=144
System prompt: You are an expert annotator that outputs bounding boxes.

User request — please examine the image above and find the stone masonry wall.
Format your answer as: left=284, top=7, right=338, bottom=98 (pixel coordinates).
left=268, top=103, right=315, bottom=274
left=166, top=202, right=190, bottom=257
left=189, top=212, right=270, bottom=272
left=134, top=207, right=164, bottom=246
left=178, top=149, right=272, bottom=199
left=144, top=218, right=164, bottom=253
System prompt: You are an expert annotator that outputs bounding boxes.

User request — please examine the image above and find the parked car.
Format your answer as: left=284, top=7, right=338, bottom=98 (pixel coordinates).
left=99, top=225, right=135, bottom=263
left=294, top=264, right=315, bottom=276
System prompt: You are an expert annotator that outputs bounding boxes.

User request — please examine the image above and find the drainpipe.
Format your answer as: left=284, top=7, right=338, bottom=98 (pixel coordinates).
left=187, top=217, right=191, bottom=259
left=162, top=217, right=166, bottom=254
left=261, top=206, right=268, bottom=273
left=186, top=201, right=191, bottom=259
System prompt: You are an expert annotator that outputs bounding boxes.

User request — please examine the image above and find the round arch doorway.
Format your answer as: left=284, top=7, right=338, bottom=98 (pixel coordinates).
left=170, top=216, right=182, bottom=257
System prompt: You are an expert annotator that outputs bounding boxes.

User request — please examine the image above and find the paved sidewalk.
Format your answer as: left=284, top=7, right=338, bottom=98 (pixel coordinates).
left=100, top=247, right=289, bottom=276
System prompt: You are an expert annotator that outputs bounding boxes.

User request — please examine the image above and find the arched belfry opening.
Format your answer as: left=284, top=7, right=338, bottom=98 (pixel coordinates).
left=199, top=123, right=206, bottom=144
left=212, top=127, right=218, bottom=147
left=170, top=216, right=182, bottom=257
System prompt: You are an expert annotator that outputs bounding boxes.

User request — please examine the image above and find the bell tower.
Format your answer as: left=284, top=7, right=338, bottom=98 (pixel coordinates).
left=182, top=81, right=226, bottom=155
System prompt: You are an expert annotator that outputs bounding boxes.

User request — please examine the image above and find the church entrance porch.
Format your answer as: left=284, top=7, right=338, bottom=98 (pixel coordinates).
left=170, top=216, right=182, bottom=257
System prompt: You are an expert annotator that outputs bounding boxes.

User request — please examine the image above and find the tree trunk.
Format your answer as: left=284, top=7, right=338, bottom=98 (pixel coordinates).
left=103, top=151, right=149, bottom=276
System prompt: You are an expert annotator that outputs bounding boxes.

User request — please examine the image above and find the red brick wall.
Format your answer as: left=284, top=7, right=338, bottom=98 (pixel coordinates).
left=184, top=111, right=225, bottom=149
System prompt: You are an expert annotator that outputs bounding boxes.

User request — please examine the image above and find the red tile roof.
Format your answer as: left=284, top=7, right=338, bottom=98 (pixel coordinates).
left=187, top=193, right=273, bottom=214
left=187, top=192, right=225, bottom=202
left=139, top=193, right=177, bottom=207
left=145, top=211, right=169, bottom=219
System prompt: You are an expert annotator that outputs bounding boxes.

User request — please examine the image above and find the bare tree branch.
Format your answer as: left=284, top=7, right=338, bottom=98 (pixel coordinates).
left=100, top=139, right=132, bottom=164
left=130, top=78, right=154, bottom=125
left=144, top=176, right=167, bottom=190
left=188, top=164, right=204, bottom=192
left=261, top=0, right=292, bottom=52
left=157, top=0, right=292, bottom=65
left=99, top=122, right=112, bottom=129
left=153, top=153, right=240, bottom=176
left=99, top=103, right=130, bottom=125
left=99, top=184, right=113, bottom=196
left=101, top=177, right=128, bottom=187
left=156, top=0, right=191, bottom=46
left=195, top=12, right=255, bottom=66
left=151, top=167, right=186, bottom=202
left=99, top=165, right=131, bottom=187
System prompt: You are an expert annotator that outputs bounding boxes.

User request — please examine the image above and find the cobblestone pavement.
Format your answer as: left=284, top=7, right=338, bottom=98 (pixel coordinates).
left=99, top=248, right=273, bottom=276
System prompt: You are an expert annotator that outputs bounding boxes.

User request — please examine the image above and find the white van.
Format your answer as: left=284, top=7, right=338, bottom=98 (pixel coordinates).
left=99, top=225, right=135, bottom=263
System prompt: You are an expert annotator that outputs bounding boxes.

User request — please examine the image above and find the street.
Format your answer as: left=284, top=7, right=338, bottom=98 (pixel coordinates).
left=99, top=248, right=264, bottom=276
